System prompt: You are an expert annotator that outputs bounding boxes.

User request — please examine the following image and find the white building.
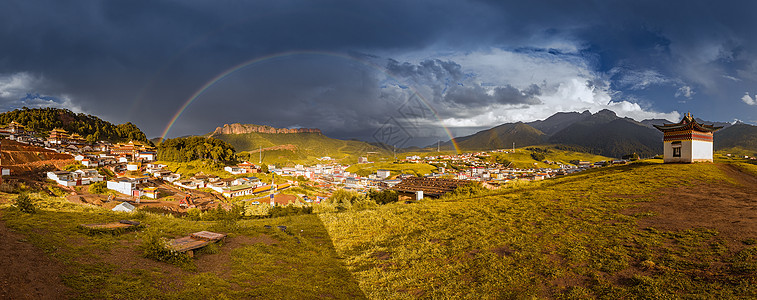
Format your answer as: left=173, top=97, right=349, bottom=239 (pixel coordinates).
left=107, top=178, right=137, bottom=195
left=653, top=113, right=723, bottom=163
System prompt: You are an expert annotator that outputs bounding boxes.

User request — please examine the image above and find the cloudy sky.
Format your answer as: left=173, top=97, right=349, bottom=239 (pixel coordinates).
left=1, top=0, right=756, bottom=146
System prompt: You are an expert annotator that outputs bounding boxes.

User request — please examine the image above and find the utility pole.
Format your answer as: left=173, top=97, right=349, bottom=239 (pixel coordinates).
left=437, top=141, right=440, bottom=152
left=512, top=142, right=515, bottom=152
left=258, top=145, right=262, bottom=164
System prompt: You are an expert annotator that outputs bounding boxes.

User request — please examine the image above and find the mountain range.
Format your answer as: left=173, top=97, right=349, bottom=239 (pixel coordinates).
left=441, top=109, right=757, bottom=158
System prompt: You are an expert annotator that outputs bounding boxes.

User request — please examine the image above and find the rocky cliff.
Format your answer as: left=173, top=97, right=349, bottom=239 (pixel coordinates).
left=211, top=123, right=322, bottom=136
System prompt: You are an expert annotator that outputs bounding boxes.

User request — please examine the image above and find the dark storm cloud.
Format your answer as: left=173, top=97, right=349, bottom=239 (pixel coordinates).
left=442, top=84, right=541, bottom=110
left=386, top=59, right=464, bottom=82
left=0, top=0, right=756, bottom=143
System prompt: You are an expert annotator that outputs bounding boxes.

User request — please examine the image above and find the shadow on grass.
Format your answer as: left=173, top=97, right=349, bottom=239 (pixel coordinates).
left=0, top=205, right=367, bottom=299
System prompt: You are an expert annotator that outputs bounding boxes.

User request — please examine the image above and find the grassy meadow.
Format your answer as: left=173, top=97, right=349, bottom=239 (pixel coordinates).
left=0, top=194, right=364, bottom=299
left=345, top=162, right=438, bottom=178
left=215, top=132, right=390, bottom=165
left=320, top=161, right=757, bottom=298
left=1, top=161, right=755, bottom=299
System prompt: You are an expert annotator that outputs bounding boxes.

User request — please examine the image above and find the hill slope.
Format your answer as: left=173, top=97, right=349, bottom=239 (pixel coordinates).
left=445, top=122, right=546, bottom=150
left=526, top=110, right=592, bottom=136
left=320, top=162, right=757, bottom=298
left=714, top=123, right=757, bottom=152
left=548, top=109, right=662, bottom=158
left=209, top=123, right=390, bottom=164
left=1, top=139, right=73, bottom=173
left=0, top=107, right=149, bottom=143
left=449, top=109, right=664, bottom=158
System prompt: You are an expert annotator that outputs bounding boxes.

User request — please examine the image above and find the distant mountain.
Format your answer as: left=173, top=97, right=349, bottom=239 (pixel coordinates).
left=446, top=122, right=546, bottom=150
left=714, top=123, right=757, bottom=151
left=446, top=109, right=664, bottom=158
left=639, top=119, right=673, bottom=129
left=208, top=123, right=389, bottom=164
left=548, top=109, right=662, bottom=158
left=210, top=123, right=321, bottom=135
left=0, top=107, right=150, bottom=144
left=526, top=111, right=592, bottom=136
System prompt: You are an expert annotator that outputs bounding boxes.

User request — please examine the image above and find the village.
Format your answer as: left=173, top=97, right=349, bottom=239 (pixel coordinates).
left=0, top=119, right=618, bottom=210
left=3, top=115, right=755, bottom=214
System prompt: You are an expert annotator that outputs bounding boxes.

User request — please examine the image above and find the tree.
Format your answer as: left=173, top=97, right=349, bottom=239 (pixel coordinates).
left=368, top=189, right=399, bottom=205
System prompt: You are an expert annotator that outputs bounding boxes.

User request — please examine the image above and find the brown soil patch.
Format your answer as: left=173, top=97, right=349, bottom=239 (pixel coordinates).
left=1, top=139, right=74, bottom=174
left=628, top=164, right=757, bottom=245
left=0, top=214, right=72, bottom=299
left=371, top=251, right=392, bottom=260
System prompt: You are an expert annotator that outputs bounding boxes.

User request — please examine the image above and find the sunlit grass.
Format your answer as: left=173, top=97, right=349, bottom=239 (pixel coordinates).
left=320, top=161, right=756, bottom=298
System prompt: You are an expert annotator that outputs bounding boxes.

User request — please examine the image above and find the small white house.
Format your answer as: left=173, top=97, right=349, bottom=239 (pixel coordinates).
left=112, top=202, right=135, bottom=212
left=138, top=152, right=156, bottom=161
left=377, top=169, right=391, bottom=179
left=107, top=178, right=137, bottom=195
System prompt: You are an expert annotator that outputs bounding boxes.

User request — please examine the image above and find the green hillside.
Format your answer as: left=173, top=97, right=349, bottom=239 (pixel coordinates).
left=443, top=110, right=665, bottom=159
left=486, top=146, right=612, bottom=168
left=548, top=110, right=662, bottom=158
left=345, top=162, right=438, bottom=178
left=319, top=162, right=757, bottom=298
left=212, top=132, right=390, bottom=165
left=0, top=107, right=149, bottom=143
left=715, top=123, right=757, bottom=152
left=452, top=122, right=546, bottom=151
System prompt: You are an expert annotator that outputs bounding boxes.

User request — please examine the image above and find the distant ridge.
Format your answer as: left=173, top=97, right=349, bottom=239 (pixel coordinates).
left=443, top=109, right=666, bottom=158
left=211, top=123, right=322, bottom=136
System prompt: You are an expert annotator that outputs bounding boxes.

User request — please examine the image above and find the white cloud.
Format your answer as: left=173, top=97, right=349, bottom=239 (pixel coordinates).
left=389, top=48, right=681, bottom=128
left=675, top=85, right=695, bottom=98
left=742, top=92, right=757, bottom=105
left=0, top=72, right=83, bottom=113
left=612, top=68, right=670, bottom=90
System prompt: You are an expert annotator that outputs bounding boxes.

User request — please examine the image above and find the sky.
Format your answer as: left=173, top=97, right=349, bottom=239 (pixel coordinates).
left=1, top=0, right=757, bottom=147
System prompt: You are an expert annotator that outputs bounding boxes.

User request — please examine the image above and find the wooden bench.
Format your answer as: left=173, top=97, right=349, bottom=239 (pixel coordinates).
left=168, top=231, right=226, bottom=257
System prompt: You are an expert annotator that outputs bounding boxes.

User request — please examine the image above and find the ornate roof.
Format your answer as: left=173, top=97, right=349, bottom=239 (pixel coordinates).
left=653, top=113, right=722, bottom=133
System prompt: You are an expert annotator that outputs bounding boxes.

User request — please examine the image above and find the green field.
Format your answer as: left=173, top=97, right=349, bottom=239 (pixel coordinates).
left=320, top=162, right=757, bottom=298
left=345, top=162, right=438, bottom=178
left=213, top=132, right=390, bottom=166
left=0, top=194, right=364, bottom=299
left=486, top=146, right=612, bottom=168
left=2, top=161, right=755, bottom=298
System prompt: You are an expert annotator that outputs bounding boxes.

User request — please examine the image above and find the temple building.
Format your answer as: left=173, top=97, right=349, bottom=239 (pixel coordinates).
left=48, top=128, right=68, bottom=144
left=653, top=113, right=722, bottom=163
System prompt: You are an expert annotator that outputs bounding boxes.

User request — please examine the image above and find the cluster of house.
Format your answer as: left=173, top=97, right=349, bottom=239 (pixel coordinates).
left=47, top=169, right=104, bottom=186
left=264, top=150, right=624, bottom=192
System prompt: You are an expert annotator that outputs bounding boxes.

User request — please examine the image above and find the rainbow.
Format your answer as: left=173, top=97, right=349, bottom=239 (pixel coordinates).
left=159, top=51, right=461, bottom=153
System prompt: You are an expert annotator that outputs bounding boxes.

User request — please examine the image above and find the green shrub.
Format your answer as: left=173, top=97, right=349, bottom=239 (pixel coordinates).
left=64, top=162, right=86, bottom=171
left=368, top=189, right=399, bottom=205
left=268, top=205, right=313, bottom=218
left=140, top=232, right=193, bottom=268
left=530, top=152, right=546, bottom=161
left=88, top=181, right=108, bottom=194
left=13, top=193, right=36, bottom=214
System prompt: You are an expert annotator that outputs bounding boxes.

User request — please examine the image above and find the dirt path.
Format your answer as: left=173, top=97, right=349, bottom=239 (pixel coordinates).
left=0, top=213, right=71, bottom=299
left=631, top=163, right=757, bottom=246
